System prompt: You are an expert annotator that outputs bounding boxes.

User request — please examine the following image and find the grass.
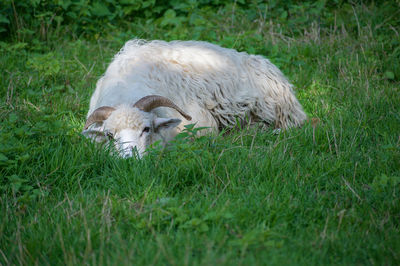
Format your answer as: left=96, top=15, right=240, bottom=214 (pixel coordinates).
left=0, top=2, right=399, bottom=265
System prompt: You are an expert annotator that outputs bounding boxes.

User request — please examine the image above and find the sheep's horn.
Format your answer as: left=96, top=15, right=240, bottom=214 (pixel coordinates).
left=84, top=106, right=116, bottom=130
left=133, top=95, right=192, bottom=121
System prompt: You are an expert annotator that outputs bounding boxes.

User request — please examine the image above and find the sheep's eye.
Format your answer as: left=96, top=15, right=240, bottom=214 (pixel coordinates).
left=142, top=127, right=150, bottom=133
left=106, top=132, right=114, bottom=140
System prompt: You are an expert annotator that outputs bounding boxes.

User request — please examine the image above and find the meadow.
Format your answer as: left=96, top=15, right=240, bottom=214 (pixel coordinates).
left=0, top=1, right=399, bottom=265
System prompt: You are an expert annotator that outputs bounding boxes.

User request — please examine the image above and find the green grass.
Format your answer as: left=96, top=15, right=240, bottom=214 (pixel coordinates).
left=1, top=2, right=399, bottom=265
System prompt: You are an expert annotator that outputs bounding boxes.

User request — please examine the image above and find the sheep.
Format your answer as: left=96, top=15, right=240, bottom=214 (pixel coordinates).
left=82, top=39, right=307, bottom=158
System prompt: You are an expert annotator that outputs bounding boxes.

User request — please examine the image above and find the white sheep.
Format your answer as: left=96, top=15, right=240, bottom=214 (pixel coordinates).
left=83, top=39, right=307, bottom=158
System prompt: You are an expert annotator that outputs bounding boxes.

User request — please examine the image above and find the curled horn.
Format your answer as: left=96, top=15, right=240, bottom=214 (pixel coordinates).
left=83, top=106, right=116, bottom=130
left=133, top=95, right=192, bottom=121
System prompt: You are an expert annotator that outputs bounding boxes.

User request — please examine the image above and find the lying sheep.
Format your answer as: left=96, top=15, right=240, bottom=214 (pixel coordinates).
left=83, top=39, right=307, bottom=158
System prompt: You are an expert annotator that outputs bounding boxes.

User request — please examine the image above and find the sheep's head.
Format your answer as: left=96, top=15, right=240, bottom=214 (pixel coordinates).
left=82, top=95, right=192, bottom=158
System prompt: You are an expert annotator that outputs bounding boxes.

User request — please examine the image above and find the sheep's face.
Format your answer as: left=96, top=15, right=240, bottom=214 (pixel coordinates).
left=83, top=105, right=181, bottom=158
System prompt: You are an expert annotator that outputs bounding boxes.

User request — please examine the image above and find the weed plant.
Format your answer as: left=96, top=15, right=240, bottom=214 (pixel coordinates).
left=0, top=1, right=399, bottom=265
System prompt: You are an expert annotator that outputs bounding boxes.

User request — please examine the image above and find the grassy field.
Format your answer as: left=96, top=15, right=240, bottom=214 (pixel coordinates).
left=1, top=1, right=399, bottom=265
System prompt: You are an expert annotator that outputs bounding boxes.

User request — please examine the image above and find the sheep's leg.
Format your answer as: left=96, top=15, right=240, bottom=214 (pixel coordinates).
left=273, top=94, right=307, bottom=130
left=251, top=93, right=306, bottom=131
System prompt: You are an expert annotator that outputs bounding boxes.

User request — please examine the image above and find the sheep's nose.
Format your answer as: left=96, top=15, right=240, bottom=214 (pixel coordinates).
left=121, top=146, right=142, bottom=159
left=121, top=149, right=133, bottom=158
left=132, top=147, right=143, bottom=159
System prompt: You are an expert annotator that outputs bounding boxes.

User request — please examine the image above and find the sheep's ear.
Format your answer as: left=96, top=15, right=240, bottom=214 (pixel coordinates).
left=81, top=123, right=107, bottom=143
left=154, top=118, right=181, bottom=132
